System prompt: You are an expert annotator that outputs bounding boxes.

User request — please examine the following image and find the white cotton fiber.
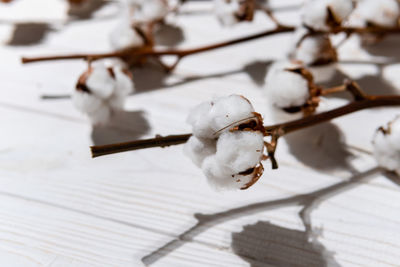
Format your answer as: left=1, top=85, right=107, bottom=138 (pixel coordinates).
left=351, top=0, right=400, bottom=27
left=215, top=131, right=264, bottom=173
left=202, top=156, right=255, bottom=190
left=208, top=95, right=256, bottom=133
left=301, top=0, right=354, bottom=30
left=373, top=116, right=400, bottom=174
left=264, top=61, right=310, bottom=109
left=184, top=136, right=217, bottom=167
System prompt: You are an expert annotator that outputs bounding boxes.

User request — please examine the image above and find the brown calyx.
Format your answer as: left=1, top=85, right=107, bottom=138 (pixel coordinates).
left=325, top=6, right=343, bottom=30
left=286, top=67, right=322, bottom=116
left=240, top=163, right=264, bottom=190
left=76, top=67, right=93, bottom=93
left=235, top=0, right=255, bottom=22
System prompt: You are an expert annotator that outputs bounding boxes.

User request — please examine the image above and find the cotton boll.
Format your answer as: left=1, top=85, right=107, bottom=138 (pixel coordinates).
left=73, top=64, right=134, bottom=125
left=185, top=95, right=265, bottom=190
left=184, top=136, right=216, bottom=167
left=216, top=131, right=264, bottom=173
left=85, top=67, right=115, bottom=99
left=265, top=61, right=310, bottom=109
left=351, top=0, right=400, bottom=27
left=373, top=116, right=400, bottom=174
left=301, top=0, right=354, bottom=31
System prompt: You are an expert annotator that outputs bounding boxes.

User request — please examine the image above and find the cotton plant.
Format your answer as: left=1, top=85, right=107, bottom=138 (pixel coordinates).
left=184, top=95, right=266, bottom=190
left=73, top=63, right=135, bottom=125
left=373, top=116, right=400, bottom=175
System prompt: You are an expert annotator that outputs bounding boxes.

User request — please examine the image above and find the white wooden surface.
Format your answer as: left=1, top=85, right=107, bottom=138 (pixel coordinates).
left=1, top=0, right=400, bottom=266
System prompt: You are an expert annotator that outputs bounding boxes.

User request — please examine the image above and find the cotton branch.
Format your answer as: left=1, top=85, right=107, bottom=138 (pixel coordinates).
left=90, top=90, right=400, bottom=158
left=21, top=25, right=295, bottom=67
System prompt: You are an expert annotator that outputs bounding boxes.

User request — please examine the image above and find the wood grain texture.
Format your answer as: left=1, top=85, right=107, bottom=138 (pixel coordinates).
left=1, top=0, right=400, bottom=266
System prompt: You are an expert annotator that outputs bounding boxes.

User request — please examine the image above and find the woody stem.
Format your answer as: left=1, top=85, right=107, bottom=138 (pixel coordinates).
left=91, top=95, right=400, bottom=158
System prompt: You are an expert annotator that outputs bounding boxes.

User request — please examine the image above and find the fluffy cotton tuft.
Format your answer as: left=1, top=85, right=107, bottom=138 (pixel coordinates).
left=184, top=95, right=265, bottom=190
left=201, top=131, right=264, bottom=190
left=72, top=64, right=134, bottom=125
left=350, top=0, right=400, bottom=27
left=372, top=116, right=400, bottom=174
left=184, top=136, right=216, bottom=167
left=301, top=0, right=354, bottom=31
left=264, top=61, right=310, bottom=109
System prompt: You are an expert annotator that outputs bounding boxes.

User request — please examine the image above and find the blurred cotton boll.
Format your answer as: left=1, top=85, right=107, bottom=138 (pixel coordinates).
left=72, top=64, right=135, bottom=125
left=349, top=0, right=400, bottom=28
left=373, top=116, right=400, bottom=175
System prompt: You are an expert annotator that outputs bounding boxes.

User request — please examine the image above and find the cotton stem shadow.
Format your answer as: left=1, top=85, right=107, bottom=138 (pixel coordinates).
left=142, top=166, right=382, bottom=265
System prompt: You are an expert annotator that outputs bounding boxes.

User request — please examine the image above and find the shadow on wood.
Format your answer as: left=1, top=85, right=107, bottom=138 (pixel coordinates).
left=154, top=23, right=185, bottom=47
left=91, top=110, right=150, bottom=145
left=7, top=23, right=53, bottom=46
left=232, top=221, right=340, bottom=267
left=284, top=122, right=356, bottom=174
left=132, top=60, right=272, bottom=93
left=142, top=167, right=382, bottom=266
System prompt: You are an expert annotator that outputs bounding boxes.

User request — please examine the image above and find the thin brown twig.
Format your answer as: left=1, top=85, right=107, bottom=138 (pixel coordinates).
left=21, top=25, right=295, bottom=65
left=91, top=94, right=400, bottom=158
